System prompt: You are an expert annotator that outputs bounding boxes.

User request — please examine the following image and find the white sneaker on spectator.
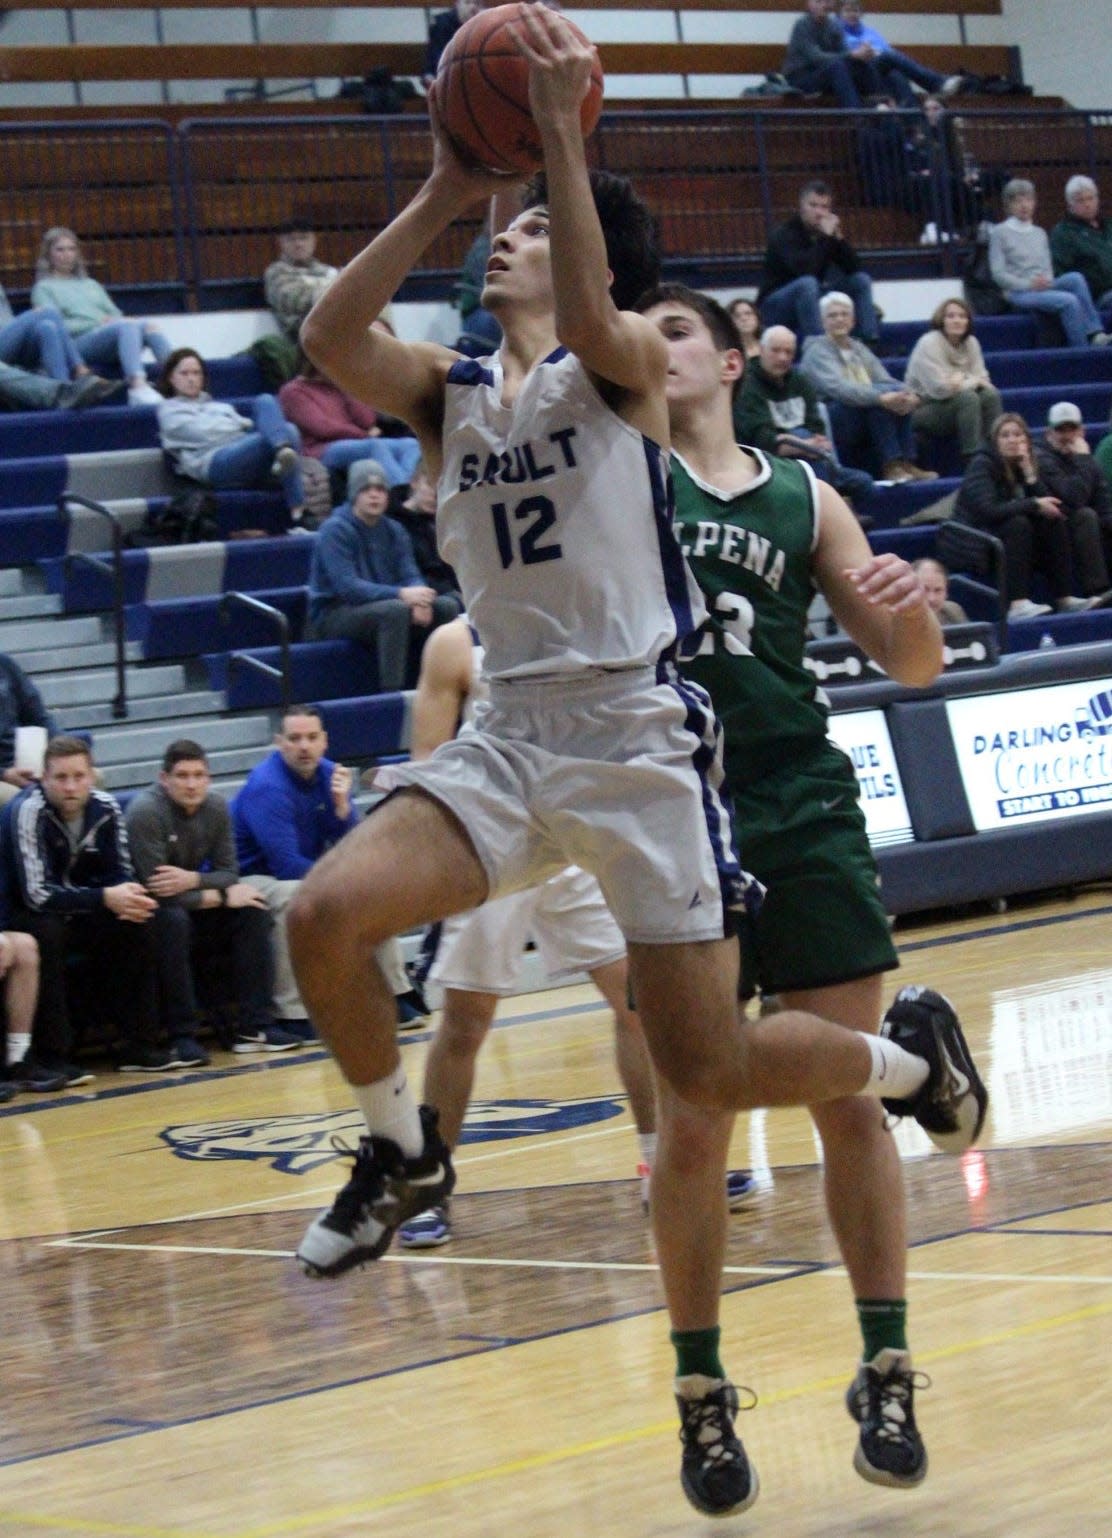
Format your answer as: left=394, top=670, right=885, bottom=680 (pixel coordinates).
left=128, top=382, right=162, bottom=406
left=1008, top=598, right=1053, bottom=620
left=1056, top=596, right=1092, bottom=612
left=940, top=74, right=965, bottom=97
left=1090, top=332, right=1112, bottom=347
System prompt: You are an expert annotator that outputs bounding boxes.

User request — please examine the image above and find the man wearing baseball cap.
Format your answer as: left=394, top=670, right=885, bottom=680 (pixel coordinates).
left=307, top=460, right=461, bottom=689
left=1036, top=401, right=1112, bottom=602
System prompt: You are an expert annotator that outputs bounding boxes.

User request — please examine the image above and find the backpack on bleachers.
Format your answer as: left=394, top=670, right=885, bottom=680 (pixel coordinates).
left=961, top=232, right=1009, bottom=316
left=127, top=487, right=220, bottom=548
left=300, top=456, right=333, bottom=523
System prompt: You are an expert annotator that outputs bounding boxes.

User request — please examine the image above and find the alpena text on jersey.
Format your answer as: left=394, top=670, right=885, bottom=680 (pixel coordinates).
left=674, top=450, right=831, bottom=787
left=437, top=350, right=706, bottom=680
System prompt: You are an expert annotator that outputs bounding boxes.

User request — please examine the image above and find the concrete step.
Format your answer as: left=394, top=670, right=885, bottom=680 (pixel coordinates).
left=89, top=712, right=271, bottom=765
left=101, top=743, right=268, bottom=791
left=60, top=691, right=226, bottom=731
left=37, top=663, right=190, bottom=709
left=0, top=593, right=62, bottom=621
left=15, top=640, right=143, bottom=675
left=0, top=613, right=112, bottom=652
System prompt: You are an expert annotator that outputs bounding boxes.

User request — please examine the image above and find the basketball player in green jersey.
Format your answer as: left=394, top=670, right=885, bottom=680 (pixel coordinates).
left=637, top=281, right=942, bottom=1491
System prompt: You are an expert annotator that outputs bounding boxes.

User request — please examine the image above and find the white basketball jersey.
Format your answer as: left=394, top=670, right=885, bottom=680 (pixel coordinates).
left=438, top=349, right=706, bottom=681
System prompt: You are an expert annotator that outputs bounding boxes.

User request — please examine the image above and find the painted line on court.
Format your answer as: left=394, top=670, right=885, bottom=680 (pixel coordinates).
left=43, top=1234, right=1112, bottom=1288
left=3, top=1294, right=1110, bottom=1538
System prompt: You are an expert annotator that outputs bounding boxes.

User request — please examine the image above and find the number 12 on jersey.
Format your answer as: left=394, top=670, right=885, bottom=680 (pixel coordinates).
left=491, top=495, right=563, bottom=570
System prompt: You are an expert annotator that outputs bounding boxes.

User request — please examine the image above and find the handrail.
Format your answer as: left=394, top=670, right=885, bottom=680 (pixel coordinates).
left=219, top=591, right=291, bottom=713
left=58, top=494, right=128, bottom=720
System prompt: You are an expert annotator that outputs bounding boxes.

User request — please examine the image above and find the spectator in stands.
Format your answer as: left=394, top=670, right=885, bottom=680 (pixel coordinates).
left=157, top=347, right=312, bottom=529
left=2, top=735, right=183, bottom=1076
left=801, top=292, right=937, bottom=481
left=424, top=0, right=483, bottom=83
left=1, top=280, right=119, bottom=395
left=126, top=740, right=302, bottom=1059
left=912, top=557, right=968, bottom=625
left=727, top=297, right=763, bottom=361
left=903, top=297, right=1003, bottom=464
left=782, top=0, right=883, bottom=109
left=308, top=461, right=459, bottom=689
left=232, top=706, right=421, bottom=1033
left=31, top=227, right=169, bottom=406
left=1096, top=416, right=1112, bottom=486
left=0, top=360, right=125, bottom=413
left=1050, top=176, right=1112, bottom=317
left=955, top=412, right=1089, bottom=619
left=0, top=916, right=44, bottom=1100
left=388, top=461, right=464, bottom=606
left=837, top=2, right=963, bottom=109
left=733, top=324, right=874, bottom=512
left=989, top=181, right=1111, bottom=350
left=905, top=96, right=989, bottom=241
left=757, top=180, right=880, bottom=344
left=264, top=220, right=338, bottom=344
left=1035, top=402, right=1112, bottom=598
left=278, top=350, right=422, bottom=492
left=0, top=653, right=54, bottom=808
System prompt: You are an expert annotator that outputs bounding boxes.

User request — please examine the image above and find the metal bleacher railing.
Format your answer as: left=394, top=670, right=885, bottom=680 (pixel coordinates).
left=1, top=105, right=1111, bottom=308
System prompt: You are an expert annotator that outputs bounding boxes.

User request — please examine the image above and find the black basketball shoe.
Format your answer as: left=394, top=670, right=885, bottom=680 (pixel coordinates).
left=879, top=986, right=988, bottom=1152
left=675, top=1375, right=759, bottom=1517
left=297, top=1105, right=455, bottom=1278
left=846, top=1347, right=929, bottom=1487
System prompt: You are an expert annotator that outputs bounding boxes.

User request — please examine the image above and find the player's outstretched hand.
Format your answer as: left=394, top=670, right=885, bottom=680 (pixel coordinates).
left=511, top=1, right=596, bottom=122
left=844, top=552, right=929, bottom=615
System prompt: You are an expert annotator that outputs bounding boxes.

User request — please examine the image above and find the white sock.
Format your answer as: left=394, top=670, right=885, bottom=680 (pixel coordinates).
left=862, top=1034, right=929, bottom=1100
left=637, top=1131, right=658, bottom=1170
left=6, top=1032, right=30, bottom=1066
left=354, top=1065, right=424, bottom=1157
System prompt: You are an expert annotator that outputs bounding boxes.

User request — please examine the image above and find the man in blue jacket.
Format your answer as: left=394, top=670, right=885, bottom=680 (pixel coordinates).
left=233, top=706, right=419, bottom=1034
left=308, top=460, right=461, bottom=690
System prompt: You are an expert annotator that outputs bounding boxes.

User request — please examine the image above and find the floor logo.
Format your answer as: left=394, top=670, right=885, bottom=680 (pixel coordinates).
left=160, top=1096, right=626, bottom=1175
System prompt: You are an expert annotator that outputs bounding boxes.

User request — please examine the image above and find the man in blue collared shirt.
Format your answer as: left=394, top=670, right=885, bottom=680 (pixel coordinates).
left=838, top=0, right=963, bottom=108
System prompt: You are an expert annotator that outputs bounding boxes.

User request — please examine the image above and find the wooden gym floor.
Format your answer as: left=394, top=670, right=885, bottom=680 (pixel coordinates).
left=1, top=889, right=1110, bottom=1538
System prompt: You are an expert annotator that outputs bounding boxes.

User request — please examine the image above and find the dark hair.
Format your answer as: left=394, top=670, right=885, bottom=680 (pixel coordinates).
left=159, top=347, right=208, bottom=399
left=44, top=735, right=93, bottom=768
left=634, top=282, right=743, bottom=353
left=930, top=296, right=975, bottom=336
left=162, top=739, right=208, bottom=773
left=279, top=218, right=315, bottom=235
left=523, top=170, right=661, bottom=312
left=800, top=179, right=833, bottom=202
left=280, top=703, right=325, bottom=730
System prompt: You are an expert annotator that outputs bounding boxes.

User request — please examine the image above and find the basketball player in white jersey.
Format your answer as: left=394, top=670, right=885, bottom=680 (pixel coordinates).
left=289, top=6, right=987, bottom=1516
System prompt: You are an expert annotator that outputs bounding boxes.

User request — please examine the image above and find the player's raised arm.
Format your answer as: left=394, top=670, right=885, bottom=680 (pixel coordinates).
left=814, top=482, right=943, bottom=687
left=511, top=5, right=667, bottom=403
left=300, top=121, right=512, bottom=448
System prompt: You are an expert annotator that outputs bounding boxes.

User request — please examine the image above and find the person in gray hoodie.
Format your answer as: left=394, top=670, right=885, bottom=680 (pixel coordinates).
left=307, top=460, right=461, bottom=689
left=801, top=292, right=938, bottom=481
left=988, top=180, right=1111, bottom=349
left=157, top=347, right=309, bottom=525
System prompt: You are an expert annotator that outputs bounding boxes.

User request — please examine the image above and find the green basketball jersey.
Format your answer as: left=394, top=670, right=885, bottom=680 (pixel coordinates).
left=674, top=448, right=830, bottom=788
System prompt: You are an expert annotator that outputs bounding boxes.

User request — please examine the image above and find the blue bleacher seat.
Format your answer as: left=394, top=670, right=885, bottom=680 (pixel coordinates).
left=128, top=586, right=309, bottom=659
left=319, top=693, right=411, bottom=761
left=203, top=639, right=379, bottom=709
left=1006, top=609, right=1112, bottom=651
left=0, top=406, right=159, bottom=462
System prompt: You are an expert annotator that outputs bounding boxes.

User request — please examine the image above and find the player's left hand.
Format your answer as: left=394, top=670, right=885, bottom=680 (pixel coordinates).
left=844, top=553, right=928, bottom=615
left=512, top=1, right=596, bottom=123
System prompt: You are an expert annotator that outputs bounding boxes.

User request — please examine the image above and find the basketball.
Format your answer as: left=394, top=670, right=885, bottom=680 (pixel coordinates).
left=430, top=2, right=605, bottom=175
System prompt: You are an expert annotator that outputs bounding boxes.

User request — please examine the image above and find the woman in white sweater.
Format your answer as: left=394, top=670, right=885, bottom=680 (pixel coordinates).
left=904, top=298, right=1003, bottom=463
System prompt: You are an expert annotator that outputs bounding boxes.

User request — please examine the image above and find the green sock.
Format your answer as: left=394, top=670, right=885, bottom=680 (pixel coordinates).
left=671, top=1326, right=725, bottom=1381
left=856, top=1298, right=908, bottom=1361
